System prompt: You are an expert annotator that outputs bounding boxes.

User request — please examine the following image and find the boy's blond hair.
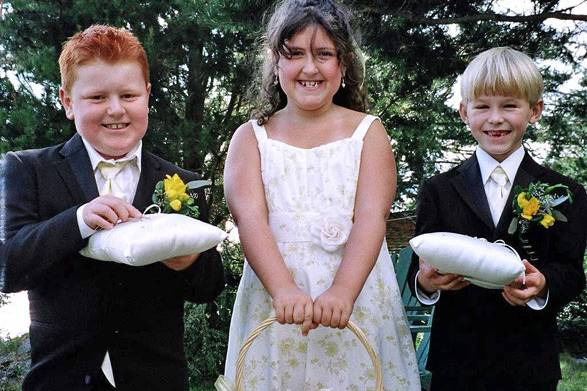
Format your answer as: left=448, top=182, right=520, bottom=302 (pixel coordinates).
left=460, top=47, right=543, bottom=105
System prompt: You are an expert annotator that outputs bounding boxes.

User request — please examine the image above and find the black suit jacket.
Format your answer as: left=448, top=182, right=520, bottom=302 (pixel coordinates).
left=409, top=152, right=587, bottom=383
left=0, top=134, right=225, bottom=391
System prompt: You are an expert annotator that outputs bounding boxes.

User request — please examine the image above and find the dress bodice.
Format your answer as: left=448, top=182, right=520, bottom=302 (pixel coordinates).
left=251, top=115, right=377, bottom=244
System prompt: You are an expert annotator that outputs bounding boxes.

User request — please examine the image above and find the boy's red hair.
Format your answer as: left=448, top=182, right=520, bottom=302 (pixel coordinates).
left=58, top=25, right=149, bottom=92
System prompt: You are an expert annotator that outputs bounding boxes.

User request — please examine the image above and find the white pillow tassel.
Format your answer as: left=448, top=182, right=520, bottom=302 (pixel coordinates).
left=143, top=204, right=162, bottom=215
left=493, top=240, right=526, bottom=286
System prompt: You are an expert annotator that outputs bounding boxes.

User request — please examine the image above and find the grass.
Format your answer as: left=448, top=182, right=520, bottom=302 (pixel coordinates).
left=559, top=353, right=587, bottom=390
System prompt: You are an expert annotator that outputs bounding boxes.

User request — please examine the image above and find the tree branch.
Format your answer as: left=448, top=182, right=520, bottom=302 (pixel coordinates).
left=372, top=11, right=587, bottom=25
left=416, top=11, right=586, bottom=24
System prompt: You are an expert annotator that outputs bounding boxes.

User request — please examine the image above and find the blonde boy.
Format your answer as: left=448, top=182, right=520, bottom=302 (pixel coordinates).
left=410, top=47, right=587, bottom=391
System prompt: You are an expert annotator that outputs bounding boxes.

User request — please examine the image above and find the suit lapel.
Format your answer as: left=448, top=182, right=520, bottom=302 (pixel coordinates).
left=56, top=134, right=99, bottom=203
left=55, top=136, right=168, bottom=210
left=132, top=150, right=162, bottom=211
left=451, top=155, right=495, bottom=230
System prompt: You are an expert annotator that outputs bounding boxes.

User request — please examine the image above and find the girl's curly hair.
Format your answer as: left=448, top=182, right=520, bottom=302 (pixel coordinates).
left=252, top=0, right=367, bottom=124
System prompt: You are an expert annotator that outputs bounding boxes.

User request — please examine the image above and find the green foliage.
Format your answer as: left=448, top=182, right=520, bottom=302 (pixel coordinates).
left=558, top=257, right=587, bottom=357
left=559, top=315, right=587, bottom=358
left=542, top=74, right=587, bottom=187
left=183, top=301, right=229, bottom=386
left=0, top=334, right=29, bottom=390
left=183, top=240, right=242, bottom=388
left=189, top=383, right=215, bottom=391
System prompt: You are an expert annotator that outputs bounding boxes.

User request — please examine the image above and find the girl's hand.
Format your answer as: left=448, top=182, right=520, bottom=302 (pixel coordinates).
left=272, top=284, right=315, bottom=336
left=312, top=284, right=354, bottom=329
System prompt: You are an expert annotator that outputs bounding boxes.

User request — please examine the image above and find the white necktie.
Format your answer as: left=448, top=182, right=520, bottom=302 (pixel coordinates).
left=488, top=166, right=510, bottom=226
left=97, top=160, right=130, bottom=198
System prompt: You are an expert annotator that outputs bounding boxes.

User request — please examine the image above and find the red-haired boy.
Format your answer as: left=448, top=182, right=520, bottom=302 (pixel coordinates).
left=0, top=25, right=224, bottom=390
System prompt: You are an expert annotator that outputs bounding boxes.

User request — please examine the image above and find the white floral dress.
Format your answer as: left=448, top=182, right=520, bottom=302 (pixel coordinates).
left=224, top=115, right=420, bottom=391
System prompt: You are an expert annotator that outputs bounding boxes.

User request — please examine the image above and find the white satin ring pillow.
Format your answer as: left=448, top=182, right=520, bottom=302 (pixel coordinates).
left=409, top=232, right=525, bottom=289
left=80, top=213, right=227, bottom=266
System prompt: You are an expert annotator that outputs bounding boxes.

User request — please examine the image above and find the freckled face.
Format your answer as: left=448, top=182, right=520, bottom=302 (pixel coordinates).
left=459, top=95, right=543, bottom=162
left=277, top=25, right=343, bottom=112
left=59, top=60, right=151, bottom=159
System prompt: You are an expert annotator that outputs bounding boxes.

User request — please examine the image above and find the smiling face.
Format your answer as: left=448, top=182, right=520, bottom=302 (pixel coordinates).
left=459, top=95, right=543, bottom=162
left=59, top=60, right=151, bottom=159
left=277, top=25, right=343, bottom=113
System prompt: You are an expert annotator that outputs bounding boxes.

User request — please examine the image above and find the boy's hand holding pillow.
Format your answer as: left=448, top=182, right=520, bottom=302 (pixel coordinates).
left=409, top=232, right=525, bottom=289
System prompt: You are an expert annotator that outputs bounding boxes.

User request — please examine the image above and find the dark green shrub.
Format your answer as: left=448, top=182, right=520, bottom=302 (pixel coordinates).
left=558, top=289, right=587, bottom=357
left=558, top=318, right=587, bottom=358
left=0, top=334, right=29, bottom=390
left=557, top=258, right=587, bottom=357
left=184, top=240, right=242, bottom=388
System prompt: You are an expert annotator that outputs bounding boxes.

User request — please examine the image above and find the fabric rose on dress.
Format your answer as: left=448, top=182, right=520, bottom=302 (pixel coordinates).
left=309, top=214, right=353, bottom=252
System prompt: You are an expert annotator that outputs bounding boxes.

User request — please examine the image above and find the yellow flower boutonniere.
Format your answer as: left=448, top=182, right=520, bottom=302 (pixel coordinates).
left=539, top=214, right=555, bottom=228
left=508, top=181, right=572, bottom=262
left=150, top=174, right=210, bottom=219
left=508, top=181, right=572, bottom=235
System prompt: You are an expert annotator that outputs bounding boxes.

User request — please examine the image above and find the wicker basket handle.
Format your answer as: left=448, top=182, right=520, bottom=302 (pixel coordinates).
left=224, top=316, right=383, bottom=391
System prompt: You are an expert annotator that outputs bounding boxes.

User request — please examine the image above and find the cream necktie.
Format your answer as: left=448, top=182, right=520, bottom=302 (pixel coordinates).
left=97, top=159, right=131, bottom=388
left=97, top=160, right=130, bottom=198
left=488, top=165, right=510, bottom=226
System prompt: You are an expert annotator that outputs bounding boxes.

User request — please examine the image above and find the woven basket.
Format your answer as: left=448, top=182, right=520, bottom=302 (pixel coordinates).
left=215, top=316, right=383, bottom=391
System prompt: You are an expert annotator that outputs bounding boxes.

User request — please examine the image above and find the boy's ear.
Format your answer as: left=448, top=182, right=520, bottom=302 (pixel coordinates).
left=146, top=83, right=152, bottom=107
left=529, top=99, right=544, bottom=124
left=458, top=102, right=469, bottom=125
left=59, top=87, right=74, bottom=120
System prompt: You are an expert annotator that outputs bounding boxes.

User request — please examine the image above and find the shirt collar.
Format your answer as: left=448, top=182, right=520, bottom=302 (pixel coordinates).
left=476, top=145, right=524, bottom=184
left=81, top=137, right=142, bottom=172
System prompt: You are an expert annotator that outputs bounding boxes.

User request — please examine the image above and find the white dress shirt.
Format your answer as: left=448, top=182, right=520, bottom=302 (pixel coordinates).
left=415, top=146, right=548, bottom=310
left=75, top=138, right=142, bottom=387
left=76, top=138, right=142, bottom=238
left=477, top=146, right=523, bottom=225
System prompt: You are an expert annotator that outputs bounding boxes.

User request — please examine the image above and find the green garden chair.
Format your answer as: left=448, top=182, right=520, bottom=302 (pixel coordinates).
left=392, top=246, right=434, bottom=390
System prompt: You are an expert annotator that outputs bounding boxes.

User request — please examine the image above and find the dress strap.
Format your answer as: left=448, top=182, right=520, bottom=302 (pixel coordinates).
left=351, top=114, right=379, bottom=141
left=249, top=119, right=268, bottom=142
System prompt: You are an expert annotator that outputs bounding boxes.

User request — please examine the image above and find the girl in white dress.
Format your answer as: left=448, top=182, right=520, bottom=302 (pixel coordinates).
left=223, top=0, right=420, bottom=389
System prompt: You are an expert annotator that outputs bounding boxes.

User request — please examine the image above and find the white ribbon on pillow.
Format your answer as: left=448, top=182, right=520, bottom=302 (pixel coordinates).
left=80, top=206, right=227, bottom=266
left=409, top=232, right=525, bottom=289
